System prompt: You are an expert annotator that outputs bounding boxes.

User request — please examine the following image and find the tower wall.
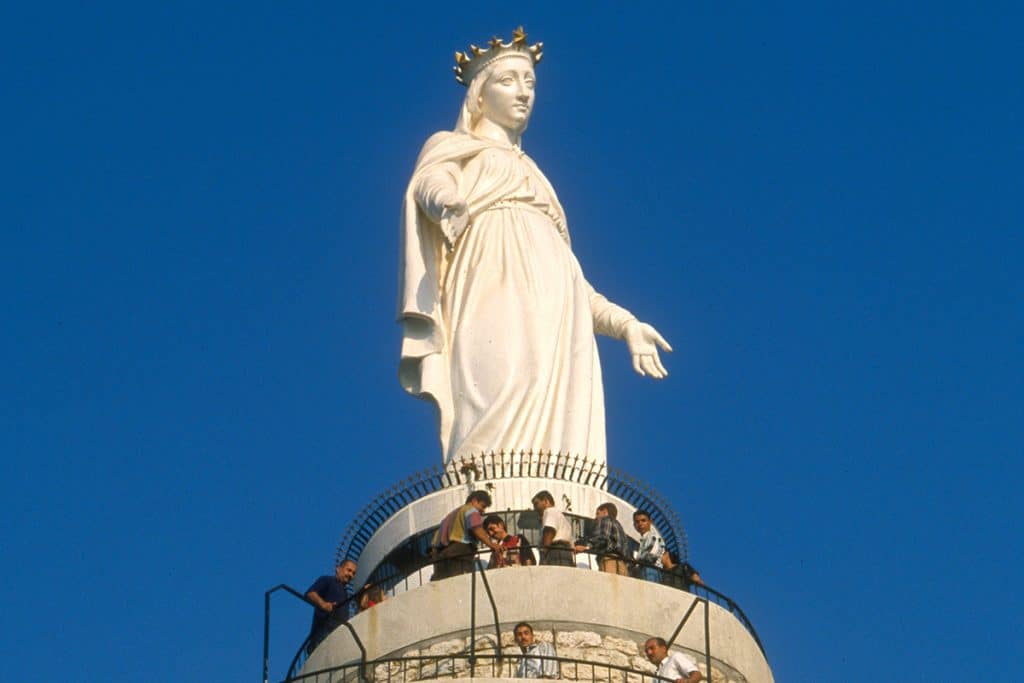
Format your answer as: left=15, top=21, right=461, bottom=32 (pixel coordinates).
left=301, top=567, right=773, bottom=683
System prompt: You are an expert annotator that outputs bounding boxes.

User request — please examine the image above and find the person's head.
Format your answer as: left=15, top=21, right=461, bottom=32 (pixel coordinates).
left=335, top=560, right=357, bottom=583
left=514, top=622, right=536, bottom=648
left=470, top=58, right=535, bottom=135
left=644, top=637, right=669, bottom=665
left=633, top=510, right=653, bottom=533
left=596, top=503, right=618, bottom=520
left=483, top=514, right=508, bottom=541
left=467, top=490, right=493, bottom=512
left=455, top=31, right=542, bottom=141
left=531, top=490, right=555, bottom=512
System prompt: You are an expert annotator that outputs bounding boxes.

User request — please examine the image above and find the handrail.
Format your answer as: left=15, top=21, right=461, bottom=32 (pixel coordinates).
left=469, top=560, right=504, bottom=673
left=371, top=547, right=765, bottom=657
left=263, top=582, right=371, bottom=683
left=264, top=585, right=312, bottom=683
left=690, top=582, right=764, bottom=655
left=286, top=652, right=684, bottom=683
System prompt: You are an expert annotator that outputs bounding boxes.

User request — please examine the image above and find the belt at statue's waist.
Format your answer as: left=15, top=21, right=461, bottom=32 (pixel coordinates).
left=479, top=198, right=550, bottom=216
left=477, top=199, right=567, bottom=236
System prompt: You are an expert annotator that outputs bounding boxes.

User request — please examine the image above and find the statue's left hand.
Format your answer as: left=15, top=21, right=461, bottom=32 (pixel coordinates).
left=623, top=320, right=672, bottom=379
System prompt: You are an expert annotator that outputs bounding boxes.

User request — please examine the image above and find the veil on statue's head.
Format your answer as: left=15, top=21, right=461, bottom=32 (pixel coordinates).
left=454, top=54, right=535, bottom=146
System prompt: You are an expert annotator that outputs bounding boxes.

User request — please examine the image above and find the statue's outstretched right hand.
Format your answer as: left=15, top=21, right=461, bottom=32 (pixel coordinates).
left=623, top=320, right=672, bottom=379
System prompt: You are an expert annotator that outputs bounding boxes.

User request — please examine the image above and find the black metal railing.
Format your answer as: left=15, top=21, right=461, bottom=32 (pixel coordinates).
left=286, top=653, right=683, bottom=683
left=356, top=544, right=763, bottom=657
left=270, top=556, right=503, bottom=683
left=334, top=453, right=689, bottom=571
left=263, top=584, right=370, bottom=683
left=267, top=548, right=764, bottom=683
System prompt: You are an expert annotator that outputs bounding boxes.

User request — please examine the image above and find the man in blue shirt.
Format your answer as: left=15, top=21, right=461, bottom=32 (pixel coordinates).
left=305, top=559, right=357, bottom=654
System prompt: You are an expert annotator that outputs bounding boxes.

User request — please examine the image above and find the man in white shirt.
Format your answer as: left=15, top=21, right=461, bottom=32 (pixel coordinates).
left=643, top=637, right=703, bottom=683
left=531, top=490, right=574, bottom=566
left=633, top=509, right=666, bottom=582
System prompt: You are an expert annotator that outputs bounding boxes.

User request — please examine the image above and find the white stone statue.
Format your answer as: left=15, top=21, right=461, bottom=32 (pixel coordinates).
left=399, top=27, right=671, bottom=464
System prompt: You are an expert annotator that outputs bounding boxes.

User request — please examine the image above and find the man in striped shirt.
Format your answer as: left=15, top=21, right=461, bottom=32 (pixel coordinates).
left=430, top=490, right=503, bottom=580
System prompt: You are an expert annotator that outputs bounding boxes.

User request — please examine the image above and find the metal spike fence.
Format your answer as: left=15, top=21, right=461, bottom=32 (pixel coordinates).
left=334, top=452, right=689, bottom=567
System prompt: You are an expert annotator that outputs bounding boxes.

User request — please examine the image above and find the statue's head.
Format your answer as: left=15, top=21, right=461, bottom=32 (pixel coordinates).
left=470, top=57, right=535, bottom=134
left=453, top=27, right=543, bottom=142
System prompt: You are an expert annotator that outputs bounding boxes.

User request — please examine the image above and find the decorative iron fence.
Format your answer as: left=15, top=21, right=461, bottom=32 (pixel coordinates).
left=334, top=453, right=689, bottom=569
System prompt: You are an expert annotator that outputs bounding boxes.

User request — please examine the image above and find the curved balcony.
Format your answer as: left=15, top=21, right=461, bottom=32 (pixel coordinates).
left=289, top=562, right=771, bottom=683
left=334, top=453, right=690, bottom=569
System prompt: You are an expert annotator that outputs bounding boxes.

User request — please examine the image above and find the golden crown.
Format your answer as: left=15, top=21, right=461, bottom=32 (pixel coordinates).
left=453, top=26, right=543, bottom=86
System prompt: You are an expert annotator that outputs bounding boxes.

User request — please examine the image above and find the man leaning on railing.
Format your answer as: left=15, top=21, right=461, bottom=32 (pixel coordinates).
left=644, top=637, right=703, bottom=683
left=430, top=490, right=502, bottom=580
left=574, top=503, right=629, bottom=575
left=304, top=559, right=357, bottom=654
left=513, top=622, right=558, bottom=679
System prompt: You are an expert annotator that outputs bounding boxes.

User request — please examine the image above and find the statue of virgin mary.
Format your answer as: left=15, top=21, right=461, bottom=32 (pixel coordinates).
left=398, top=27, right=671, bottom=464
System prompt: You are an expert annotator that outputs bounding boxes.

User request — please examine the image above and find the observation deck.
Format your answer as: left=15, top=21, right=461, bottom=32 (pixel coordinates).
left=264, top=453, right=773, bottom=683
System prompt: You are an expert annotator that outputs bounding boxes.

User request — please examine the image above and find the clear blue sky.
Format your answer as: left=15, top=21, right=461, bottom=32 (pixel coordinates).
left=3, top=3, right=1021, bottom=681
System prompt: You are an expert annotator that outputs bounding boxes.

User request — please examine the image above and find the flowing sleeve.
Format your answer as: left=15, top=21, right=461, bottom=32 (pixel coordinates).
left=588, top=285, right=637, bottom=339
left=413, top=160, right=464, bottom=246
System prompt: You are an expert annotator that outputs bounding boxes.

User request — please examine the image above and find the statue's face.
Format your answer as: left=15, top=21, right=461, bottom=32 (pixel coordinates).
left=478, top=59, right=536, bottom=133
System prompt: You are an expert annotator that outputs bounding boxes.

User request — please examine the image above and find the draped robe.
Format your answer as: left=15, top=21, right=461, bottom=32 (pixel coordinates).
left=398, top=132, right=635, bottom=464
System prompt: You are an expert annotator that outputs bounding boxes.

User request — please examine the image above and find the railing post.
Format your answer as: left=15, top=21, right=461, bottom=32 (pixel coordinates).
left=469, top=562, right=477, bottom=676
left=703, top=598, right=711, bottom=683
left=475, top=558, right=503, bottom=664
left=665, top=596, right=700, bottom=649
left=263, top=589, right=272, bottom=683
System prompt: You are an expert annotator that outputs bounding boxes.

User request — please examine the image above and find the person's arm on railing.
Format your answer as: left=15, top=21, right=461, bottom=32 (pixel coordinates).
left=305, top=588, right=336, bottom=614
left=472, top=525, right=503, bottom=557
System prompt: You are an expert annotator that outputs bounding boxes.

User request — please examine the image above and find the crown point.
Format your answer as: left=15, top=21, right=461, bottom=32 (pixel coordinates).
left=452, top=28, right=542, bottom=85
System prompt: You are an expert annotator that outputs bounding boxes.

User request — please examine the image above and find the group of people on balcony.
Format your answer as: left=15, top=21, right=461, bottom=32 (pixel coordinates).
left=304, top=489, right=704, bottom=664
left=303, top=494, right=706, bottom=681
left=430, top=490, right=703, bottom=589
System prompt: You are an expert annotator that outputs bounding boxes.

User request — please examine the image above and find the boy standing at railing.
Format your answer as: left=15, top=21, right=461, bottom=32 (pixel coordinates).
left=633, top=509, right=666, bottom=582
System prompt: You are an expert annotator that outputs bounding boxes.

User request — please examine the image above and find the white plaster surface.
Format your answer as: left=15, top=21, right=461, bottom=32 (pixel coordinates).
left=302, top=566, right=772, bottom=683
